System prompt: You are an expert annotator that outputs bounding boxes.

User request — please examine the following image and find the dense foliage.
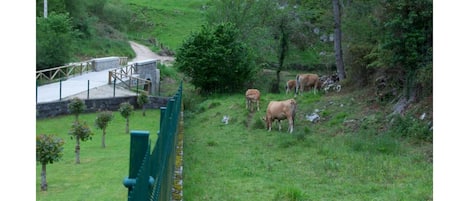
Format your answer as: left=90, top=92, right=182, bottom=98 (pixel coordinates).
left=36, top=0, right=135, bottom=70
left=36, top=0, right=432, bottom=102
left=36, top=12, right=75, bottom=70
left=175, top=23, right=256, bottom=94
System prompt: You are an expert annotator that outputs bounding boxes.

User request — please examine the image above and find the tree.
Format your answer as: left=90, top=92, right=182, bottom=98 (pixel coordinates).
left=119, top=102, right=134, bottom=134
left=268, top=6, right=296, bottom=93
left=381, top=0, right=433, bottom=100
left=332, top=0, right=346, bottom=81
left=69, top=121, right=93, bottom=164
left=137, top=92, right=149, bottom=116
left=68, top=97, right=86, bottom=122
left=36, top=134, right=65, bottom=191
left=175, top=23, right=256, bottom=94
left=36, top=12, right=75, bottom=70
left=95, top=110, right=113, bottom=148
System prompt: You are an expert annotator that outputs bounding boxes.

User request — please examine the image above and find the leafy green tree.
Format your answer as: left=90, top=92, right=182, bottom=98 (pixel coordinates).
left=176, top=22, right=256, bottom=94
left=68, top=97, right=86, bottom=122
left=36, top=134, right=65, bottom=191
left=119, top=102, right=134, bottom=134
left=69, top=121, right=93, bottom=164
left=95, top=110, right=113, bottom=148
left=137, top=92, right=149, bottom=116
left=36, top=12, right=75, bottom=70
left=381, top=0, right=433, bottom=100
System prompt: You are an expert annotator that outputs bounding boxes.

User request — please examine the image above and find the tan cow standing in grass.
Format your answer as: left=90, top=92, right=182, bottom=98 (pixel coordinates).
left=295, top=73, right=322, bottom=96
left=285, top=80, right=296, bottom=94
left=245, top=89, right=261, bottom=112
left=264, top=98, right=297, bottom=133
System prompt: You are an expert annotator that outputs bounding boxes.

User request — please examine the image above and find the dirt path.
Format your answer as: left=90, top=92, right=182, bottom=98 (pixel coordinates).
left=128, top=41, right=175, bottom=64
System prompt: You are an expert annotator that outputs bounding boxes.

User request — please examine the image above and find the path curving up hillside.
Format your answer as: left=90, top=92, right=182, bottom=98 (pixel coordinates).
left=128, top=41, right=175, bottom=64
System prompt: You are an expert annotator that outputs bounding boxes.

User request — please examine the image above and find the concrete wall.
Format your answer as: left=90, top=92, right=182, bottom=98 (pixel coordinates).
left=36, top=96, right=170, bottom=119
left=135, top=59, right=160, bottom=95
left=92, top=56, right=120, bottom=71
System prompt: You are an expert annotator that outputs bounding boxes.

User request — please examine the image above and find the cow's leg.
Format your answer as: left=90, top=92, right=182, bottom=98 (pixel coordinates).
left=288, top=118, right=294, bottom=133
left=256, top=100, right=260, bottom=111
left=277, top=120, right=282, bottom=131
left=268, top=119, right=272, bottom=132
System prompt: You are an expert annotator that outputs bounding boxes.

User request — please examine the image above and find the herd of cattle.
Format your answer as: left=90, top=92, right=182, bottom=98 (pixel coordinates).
left=246, top=73, right=341, bottom=133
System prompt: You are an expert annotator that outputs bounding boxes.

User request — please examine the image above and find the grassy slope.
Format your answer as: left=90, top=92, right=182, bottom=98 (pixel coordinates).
left=183, top=88, right=432, bottom=200
left=36, top=109, right=161, bottom=201
left=124, top=0, right=208, bottom=52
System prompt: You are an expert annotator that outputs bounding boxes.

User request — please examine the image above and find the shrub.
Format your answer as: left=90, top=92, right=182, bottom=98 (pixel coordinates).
left=119, top=102, right=134, bottom=134
left=175, top=22, right=256, bottom=94
left=68, top=97, right=86, bottom=122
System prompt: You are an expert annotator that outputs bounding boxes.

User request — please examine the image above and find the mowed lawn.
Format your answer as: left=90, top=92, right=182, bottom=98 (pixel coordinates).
left=36, top=109, right=161, bottom=201
left=182, top=91, right=433, bottom=201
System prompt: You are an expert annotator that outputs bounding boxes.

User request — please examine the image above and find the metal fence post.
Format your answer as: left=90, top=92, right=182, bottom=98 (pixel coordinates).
left=87, top=80, right=90, bottom=100
left=123, top=130, right=150, bottom=197
left=59, top=79, right=62, bottom=101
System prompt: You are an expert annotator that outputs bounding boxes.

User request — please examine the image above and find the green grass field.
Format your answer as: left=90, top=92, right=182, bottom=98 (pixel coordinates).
left=182, top=90, right=433, bottom=200
left=36, top=109, right=161, bottom=201
left=36, top=88, right=432, bottom=200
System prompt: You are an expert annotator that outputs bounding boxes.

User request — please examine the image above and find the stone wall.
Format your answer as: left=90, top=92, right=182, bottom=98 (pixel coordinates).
left=36, top=96, right=170, bottom=119
left=92, top=56, right=121, bottom=71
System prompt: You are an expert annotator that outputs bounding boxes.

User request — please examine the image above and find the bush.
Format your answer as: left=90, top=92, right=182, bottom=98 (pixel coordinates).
left=175, top=22, right=256, bottom=94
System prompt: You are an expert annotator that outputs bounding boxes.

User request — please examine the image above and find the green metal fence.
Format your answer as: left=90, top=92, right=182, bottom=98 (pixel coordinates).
left=123, top=82, right=183, bottom=201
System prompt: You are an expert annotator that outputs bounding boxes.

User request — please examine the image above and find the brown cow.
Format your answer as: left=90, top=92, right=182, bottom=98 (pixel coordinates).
left=245, top=89, right=260, bottom=112
left=264, top=99, right=297, bottom=133
left=295, top=73, right=322, bottom=96
left=285, top=80, right=296, bottom=94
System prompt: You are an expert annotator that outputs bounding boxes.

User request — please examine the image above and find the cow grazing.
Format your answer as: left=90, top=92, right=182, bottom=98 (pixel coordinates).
left=295, top=74, right=322, bottom=96
left=264, top=99, right=297, bottom=133
left=245, top=89, right=261, bottom=112
left=285, top=80, right=297, bottom=94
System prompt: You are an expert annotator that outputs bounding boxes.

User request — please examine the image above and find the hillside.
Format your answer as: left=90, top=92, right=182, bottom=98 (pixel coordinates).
left=181, top=83, right=433, bottom=200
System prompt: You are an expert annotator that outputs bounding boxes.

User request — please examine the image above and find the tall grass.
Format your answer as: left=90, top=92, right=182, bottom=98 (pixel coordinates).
left=36, top=109, right=161, bottom=201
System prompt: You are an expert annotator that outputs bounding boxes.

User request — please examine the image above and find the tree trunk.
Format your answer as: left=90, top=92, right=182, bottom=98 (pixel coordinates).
left=126, top=118, right=130, bottom=134
left=41, top=163, right=47, bottom=191
left=102, top=129, right=106, bottom=148
left=332, top=0, right=346, bottom=81
left=75, top=137, right=81, bottom=164
left=274, top=17, right=288, bottom=94
left=142, top=105, right=146, bottom=117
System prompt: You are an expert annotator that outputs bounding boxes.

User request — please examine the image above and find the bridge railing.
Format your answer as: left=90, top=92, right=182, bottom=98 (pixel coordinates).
left=36, top=57, right=128, bottom=84
left=123, top=82, right=183, bottom=201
